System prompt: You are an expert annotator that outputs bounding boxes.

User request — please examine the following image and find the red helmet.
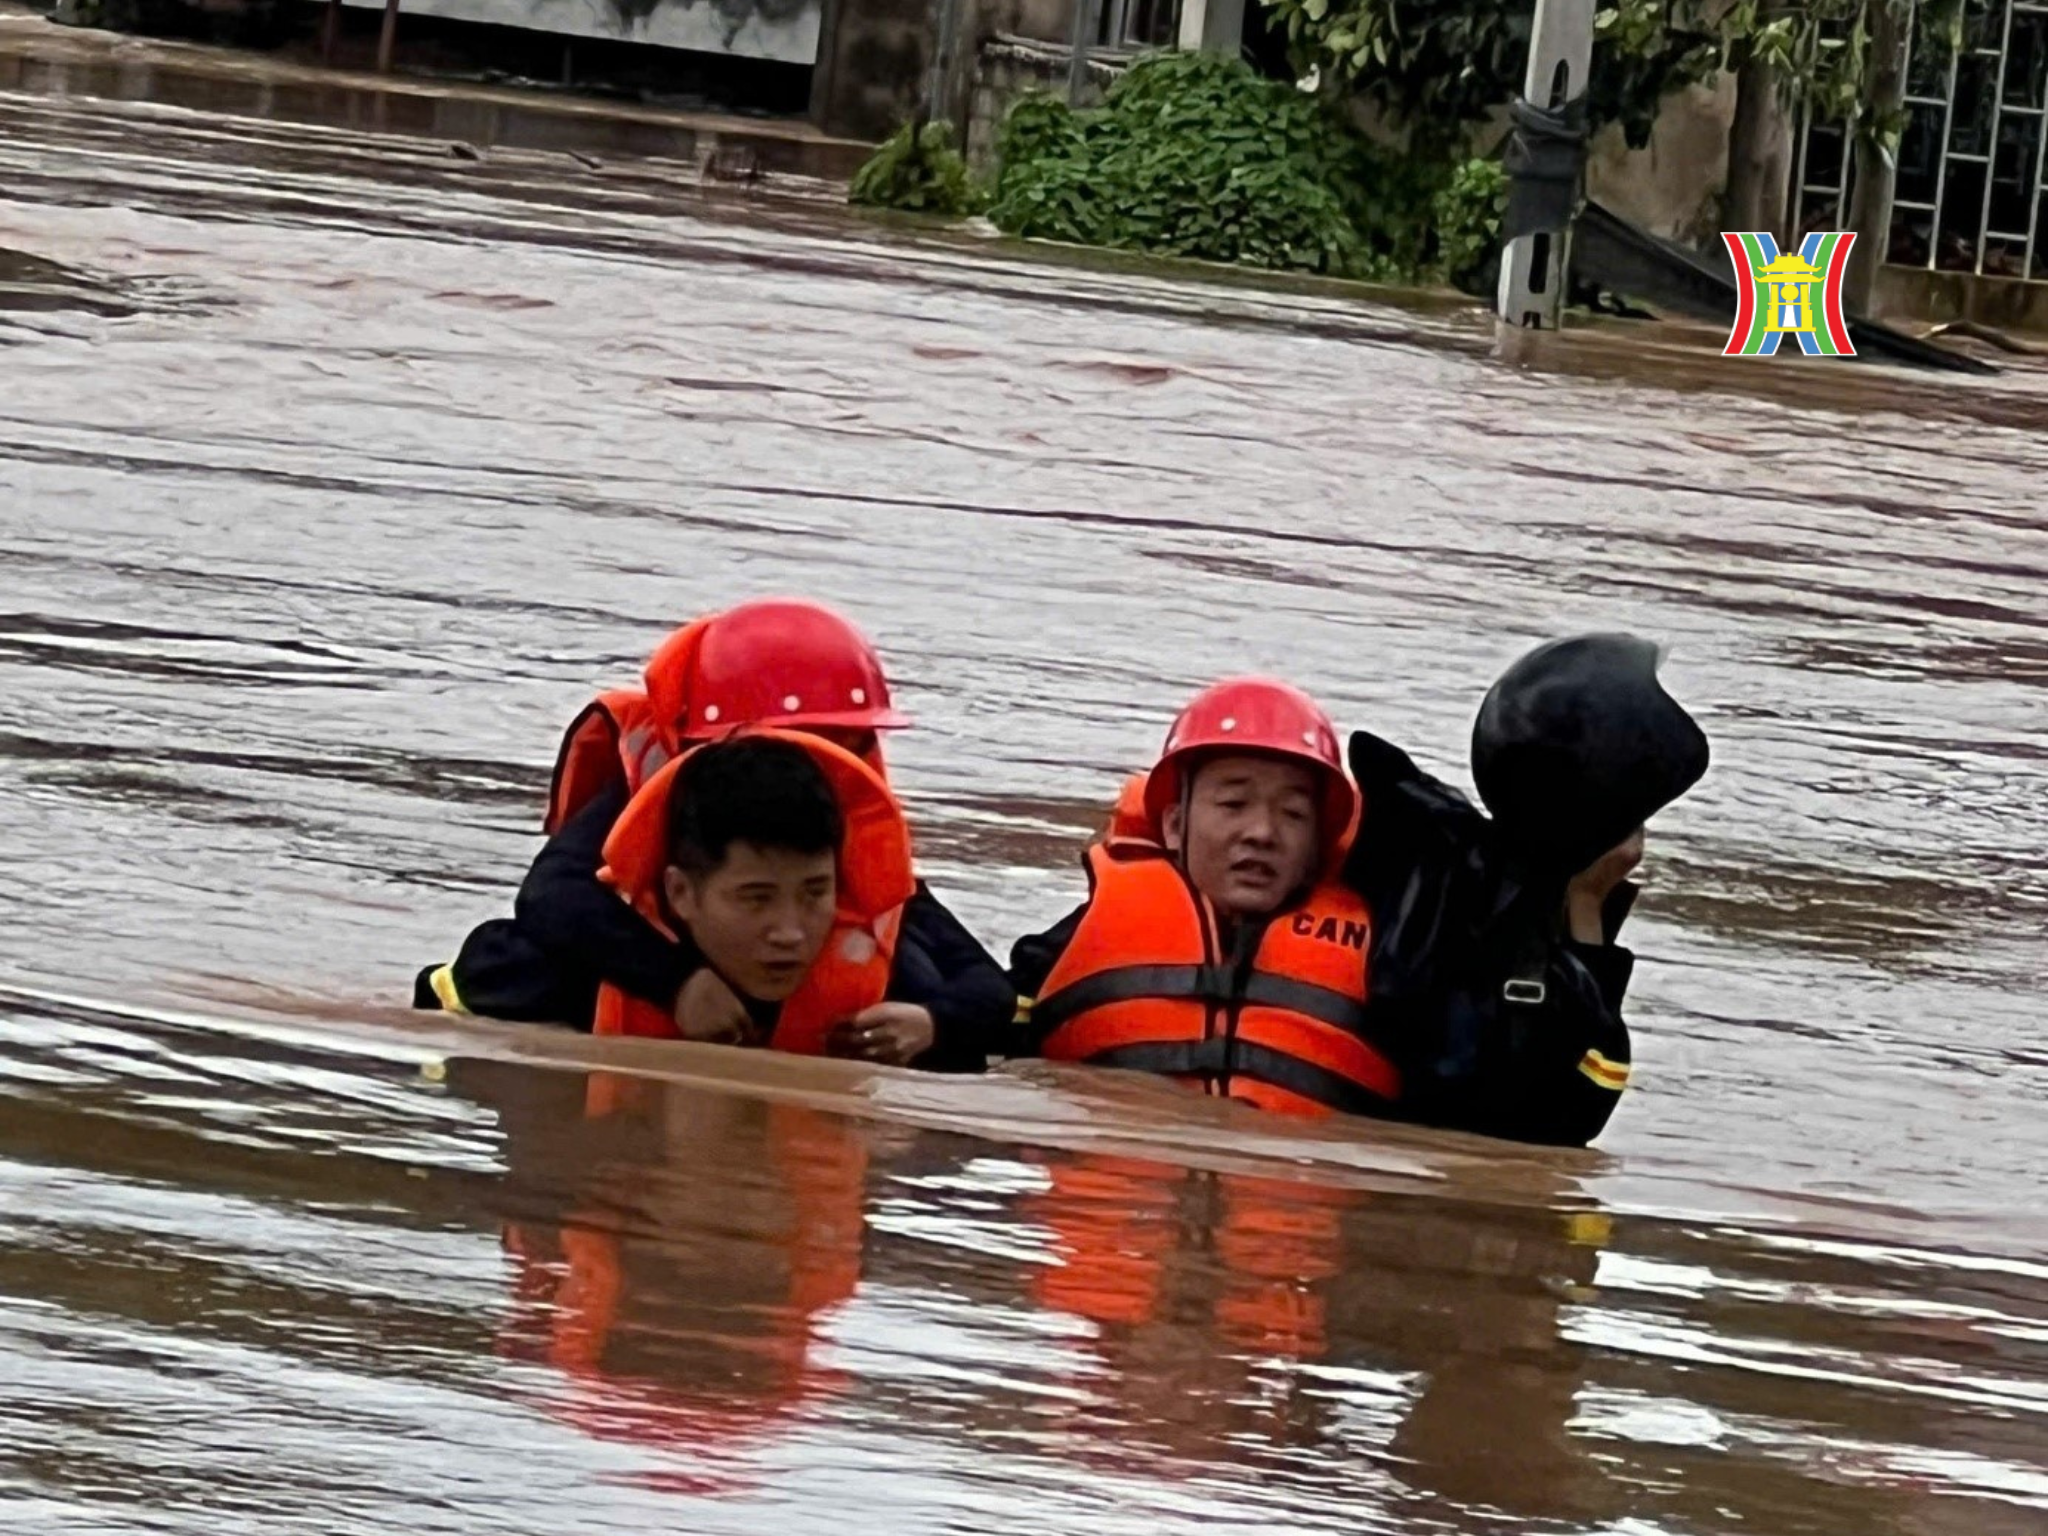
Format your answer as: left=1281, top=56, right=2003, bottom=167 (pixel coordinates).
left=1144, top=678, right=1357, bottom=857
left=674, top=598, right=910, bottom=740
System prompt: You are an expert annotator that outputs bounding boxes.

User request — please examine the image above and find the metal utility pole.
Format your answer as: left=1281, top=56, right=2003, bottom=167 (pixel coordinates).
left=1176, top=0, right=1246, bottom=54
left=377, top=0, right=402, bottom=73
left=925, top=0, right=964, bottom=130
left=1067, top=0, right=1101, bottom=105
left=1496, top=0, right=1595, bottom=330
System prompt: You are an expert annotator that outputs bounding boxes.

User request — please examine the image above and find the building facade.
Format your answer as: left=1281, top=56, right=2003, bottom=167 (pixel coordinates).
left=1795, top=0, right=2048, bottom=324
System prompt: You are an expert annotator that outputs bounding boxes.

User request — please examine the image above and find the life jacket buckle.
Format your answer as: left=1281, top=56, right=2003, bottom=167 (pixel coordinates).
left=1502, top=977, right=1548, bottom=1006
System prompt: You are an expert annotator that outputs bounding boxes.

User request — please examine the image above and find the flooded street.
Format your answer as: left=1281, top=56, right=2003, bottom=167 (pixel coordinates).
left=4, top=38, right=2048, bottom=1535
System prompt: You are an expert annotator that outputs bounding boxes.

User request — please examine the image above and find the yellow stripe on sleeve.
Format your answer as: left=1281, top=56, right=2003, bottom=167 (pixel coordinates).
left=1578, top=1049, right=1630, bottom=1092
left=428, top=964, right=471, bottom=1016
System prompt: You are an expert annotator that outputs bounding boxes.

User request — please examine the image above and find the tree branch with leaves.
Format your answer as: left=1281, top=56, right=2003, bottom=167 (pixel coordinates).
left=1260, top=0, right=1961, bottom=168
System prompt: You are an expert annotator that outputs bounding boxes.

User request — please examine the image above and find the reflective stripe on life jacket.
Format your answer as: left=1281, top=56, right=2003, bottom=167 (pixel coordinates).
left=544, top=618, right=713, bottom=835
left=1031, top=845, right=1395, bottom=1115
left=590, top=727, right=916, bottom=1053
left=423, top=963, right=469, bottom=1015
left=545, top=689, right=674, bottom=836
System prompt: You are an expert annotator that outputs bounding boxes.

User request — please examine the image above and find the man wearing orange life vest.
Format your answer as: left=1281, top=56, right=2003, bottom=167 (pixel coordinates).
left=1009, top=677, right=1399, bottom=1117
left=414, top=598, right=1013, bottom=1068
left=590, top=728, right=914, bottom=1047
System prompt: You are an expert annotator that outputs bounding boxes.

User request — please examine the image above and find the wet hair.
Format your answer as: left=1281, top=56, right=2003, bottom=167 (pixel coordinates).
left=666, top=738, right=843, bottom=878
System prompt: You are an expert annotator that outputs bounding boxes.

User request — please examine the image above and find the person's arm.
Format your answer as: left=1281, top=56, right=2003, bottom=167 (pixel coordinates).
left=512, top=780, right=704, bottom=1012
left=1005, top=903, right=1088, bottom=1058
left=1395, top=887, right=1636, bottom=1148
left=1344, top=730, right=1635, bottom=1149
left=890, top=884, right=1017, bottom=1074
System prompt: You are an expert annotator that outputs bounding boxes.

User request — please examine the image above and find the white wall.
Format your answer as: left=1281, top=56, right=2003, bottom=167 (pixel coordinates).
left=338, top=0, right=822, bottom=66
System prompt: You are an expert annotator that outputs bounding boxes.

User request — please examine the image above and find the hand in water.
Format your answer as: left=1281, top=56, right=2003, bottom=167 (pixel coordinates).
left=1565, top=827, right=1646, bottom=945
left=673, top=968, right=755, bottom=1044
left=827, top=1002, right=935, bottom=1066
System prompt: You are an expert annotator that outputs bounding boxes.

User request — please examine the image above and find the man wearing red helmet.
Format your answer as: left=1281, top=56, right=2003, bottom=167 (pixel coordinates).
left=415, top=598, right=1013, bottom=1070
left=1010, top=678, right=1400, bottom=1118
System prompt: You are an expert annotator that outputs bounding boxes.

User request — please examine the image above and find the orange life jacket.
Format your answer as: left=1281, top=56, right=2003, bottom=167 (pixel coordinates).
left=1029, top=1155, right=1345, bottom=1360
left=1103, top=772, right=1163, bottom=852
left=496, top=1093, right=864, bottom=1493
left=590, top=728, right=916, bottom=1052
left=1031, top=844, right=1395, bottom=1116
left=546, top=688, right=672, bottom=836
left=543, top=620, right=712, bottom=835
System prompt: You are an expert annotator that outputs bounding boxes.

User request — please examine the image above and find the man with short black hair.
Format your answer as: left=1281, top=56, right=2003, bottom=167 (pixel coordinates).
left=1009, top=678, right=1394, bottom=1118
left=653, top=737, right=846, bottom=1038
left=589, top=730, right=947, bottom=1066
left=415, top=599, right=1013, bottom=1069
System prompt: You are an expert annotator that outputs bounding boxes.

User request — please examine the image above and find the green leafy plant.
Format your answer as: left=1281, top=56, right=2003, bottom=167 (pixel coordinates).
left=850, top=120, right=984, bottom=217
left=1259, top=0, right=1963, bottom=158
left=984, top=52, right=1446, bottom=280
left=1433, top=156, right=1507, bottom=295
left=1730, top=0, right=1964, bottom=159
left=1257, top=0, right=1722, bottom=154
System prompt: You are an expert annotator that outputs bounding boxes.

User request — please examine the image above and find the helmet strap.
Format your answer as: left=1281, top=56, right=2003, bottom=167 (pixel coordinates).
left=1170, top=767, right=1196, bottom=875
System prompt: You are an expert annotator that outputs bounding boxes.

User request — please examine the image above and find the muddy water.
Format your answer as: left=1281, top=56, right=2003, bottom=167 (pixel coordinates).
left=3, top=54, right=2048, bottom=1535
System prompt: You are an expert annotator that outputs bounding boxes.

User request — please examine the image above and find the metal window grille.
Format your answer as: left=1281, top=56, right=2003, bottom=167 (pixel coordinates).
left=1793, top=0, right=2048, bottom=282
left=1098, top=0, right=1181, bottom=50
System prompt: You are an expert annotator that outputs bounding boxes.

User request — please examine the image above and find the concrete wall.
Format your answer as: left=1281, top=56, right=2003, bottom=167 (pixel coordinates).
left=981, top=0, right=1065, bottom=39
left=815, top=0, right=1071, bottom=145
left=338, top=0, right=821, bottom=65
left=930, top=0, right=1067, bottom=145
left=810, top=0, right=930, bottom=139
left=944, top=0, right=1122, bottom=164
left=962, top=33, right=1119, bottom=166
left=1585, top=74, right=1737, bottom=248
left=1873, top=265, right=2048, bottom=331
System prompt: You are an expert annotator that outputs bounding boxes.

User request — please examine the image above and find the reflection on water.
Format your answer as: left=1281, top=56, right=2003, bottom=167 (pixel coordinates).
left=9, top=989, right=2047, bottom=1534
left=1, top=43, right=2047, bottom=1535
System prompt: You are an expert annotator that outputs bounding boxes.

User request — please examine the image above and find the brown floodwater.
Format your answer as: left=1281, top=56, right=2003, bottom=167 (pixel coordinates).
left=3, top=34, right=2048, bottom=1536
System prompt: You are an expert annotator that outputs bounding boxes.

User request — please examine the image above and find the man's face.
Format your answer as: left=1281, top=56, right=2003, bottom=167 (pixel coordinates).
left=1163, top=755, right=1322, bottom=918
left=663, top=843, right=838, bottom=1001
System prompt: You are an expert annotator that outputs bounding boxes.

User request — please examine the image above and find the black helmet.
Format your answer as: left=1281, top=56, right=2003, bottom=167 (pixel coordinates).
left=1471, top=634, right=1709, bottom=876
